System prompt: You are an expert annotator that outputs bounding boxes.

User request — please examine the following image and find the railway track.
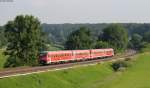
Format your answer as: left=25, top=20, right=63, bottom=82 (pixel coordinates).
left=0, top=50, right=136, bottom=79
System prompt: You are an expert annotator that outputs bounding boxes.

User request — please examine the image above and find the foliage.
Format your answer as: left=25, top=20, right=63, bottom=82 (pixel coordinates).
left=65, top=27, right=93, bottom=50
left=0, top=50, right=7, bottom=69
left=111, top=60, right=129, bottom=71
left=46, top=44, right=63, bottom=51
left=0, top=27, right=7, bottom=48
left=4, top=15, right=46, bottom=67
left=129, top=33, right=143, bottom=50
left=42, top=23, right=107, bottom=45
left=102, top=24, right=128, bottom=52
left=42, top=23, right=150, bottom=45
left=94, top=41, right=110, bottom=49
left=143, top=31, right=150, bottom=43
left=140, top=43, right=150, bottom=52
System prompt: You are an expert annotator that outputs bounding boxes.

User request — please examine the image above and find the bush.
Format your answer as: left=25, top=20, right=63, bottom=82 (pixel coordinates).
left=111, top=60, right=129, bottom=71
left=140, top=43, right=150, bottom=53
left=125, top=57, right=132, bottom=61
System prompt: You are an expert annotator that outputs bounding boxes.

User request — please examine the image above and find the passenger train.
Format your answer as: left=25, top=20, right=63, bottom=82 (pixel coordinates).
left=39, top=48, right=114, bottom=64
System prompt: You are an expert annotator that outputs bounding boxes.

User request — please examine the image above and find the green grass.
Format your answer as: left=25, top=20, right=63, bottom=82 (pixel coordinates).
left=0, top=63, right=113, bottom=88
left=0, top=50, right=6, bottom=69
left=98, top=52, right=150, bottom=88
left=0, top=52, right=149, bottom=88
left=47, top=44, right=63, bottom=51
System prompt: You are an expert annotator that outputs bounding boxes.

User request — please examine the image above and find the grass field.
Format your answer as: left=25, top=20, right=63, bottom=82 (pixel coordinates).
left=0, top=63, right=113, bottom=88
left=0, top=52, right=149, bottom=88
left=100, top=52, right=150, bottom=88
left=0, top=50, right=6, bottom=69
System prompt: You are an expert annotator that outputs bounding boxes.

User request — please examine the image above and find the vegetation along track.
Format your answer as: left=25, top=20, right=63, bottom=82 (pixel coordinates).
left=0, top=50, right=136, bottom=79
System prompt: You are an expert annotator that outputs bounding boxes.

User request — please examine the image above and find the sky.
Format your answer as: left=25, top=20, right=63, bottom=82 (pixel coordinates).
left=0, top=0, right=150, bottom=25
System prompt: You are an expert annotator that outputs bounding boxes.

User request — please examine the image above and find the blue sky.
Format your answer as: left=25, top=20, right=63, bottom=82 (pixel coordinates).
left=0, top=0, right=150, bottom=25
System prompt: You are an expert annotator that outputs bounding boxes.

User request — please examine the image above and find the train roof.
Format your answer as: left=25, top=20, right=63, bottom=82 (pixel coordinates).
left=40, top=48, right=113, bottom=53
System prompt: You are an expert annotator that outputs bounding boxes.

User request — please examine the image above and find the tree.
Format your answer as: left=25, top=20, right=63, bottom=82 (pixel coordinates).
left=140, top=42, right=150, bottom=52
left=65, top=27, right=93, bottom=50
left=102, top=24, right=128, bottom=52
left=94, top=41, right=110, bottom=49
left=4, top=15, right=46, bottom=67
left=143, top=31, right=150, bottom=43
left=0, top=27, right=7, bottom=48
left=129, top=34, right=143, bottom=50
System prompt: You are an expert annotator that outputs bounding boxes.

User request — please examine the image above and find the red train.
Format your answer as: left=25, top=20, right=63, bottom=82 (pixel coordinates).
left=39, top=48, right=114, bottom=64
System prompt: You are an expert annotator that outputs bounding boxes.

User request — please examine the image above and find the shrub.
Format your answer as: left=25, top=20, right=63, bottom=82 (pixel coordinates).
left=125, top=57, right=132, bottom=61
left=140, top=43, right=150, bottom=53
left=111, top=60, right=129, bottom=71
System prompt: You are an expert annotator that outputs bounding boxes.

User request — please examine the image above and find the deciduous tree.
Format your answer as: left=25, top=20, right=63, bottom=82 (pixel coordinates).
left=4, top=15, right=46, bottom=67
left=65, top=27, right=93, bottom=50
left=102, top=24, right=128, bottom=52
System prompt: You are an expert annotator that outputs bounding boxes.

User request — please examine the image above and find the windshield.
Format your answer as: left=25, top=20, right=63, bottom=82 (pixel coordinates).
left=40, top=52, right=47, bottom=56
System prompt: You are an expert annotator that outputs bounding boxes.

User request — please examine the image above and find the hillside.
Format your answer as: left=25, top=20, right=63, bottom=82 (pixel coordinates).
left=42, top=23, right=150, bottom=44
left=1, top=23, right=150, bottom=46
left=100, top=53, right=150, bottom=88
left=0, top=52, right=149, bottom=88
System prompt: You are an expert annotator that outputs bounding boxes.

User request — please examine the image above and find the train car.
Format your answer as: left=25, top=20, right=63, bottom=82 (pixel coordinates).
left=73, top=50, right=91, bottom=60
left=48, top=50, right=73, bottom=63
left=40, top=50, right=73, bottom=64
left=39, top=51, right=49, bottom=64
left=91, top=48, right=114, bottom=58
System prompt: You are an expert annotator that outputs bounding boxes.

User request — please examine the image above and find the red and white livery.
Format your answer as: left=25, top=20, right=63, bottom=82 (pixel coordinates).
left=39, top=48, right=114, bottom=64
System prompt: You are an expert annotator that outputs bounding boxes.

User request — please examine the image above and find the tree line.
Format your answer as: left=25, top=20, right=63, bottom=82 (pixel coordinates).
left=65, top=24, right=128, bottom=53
left=42, top=23, right=150, bottom=45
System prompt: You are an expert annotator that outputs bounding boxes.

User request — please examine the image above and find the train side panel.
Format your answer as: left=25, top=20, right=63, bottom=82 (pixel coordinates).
left=91, top=48, right=114, bottom=58
left=90, top=49, right=105, bottom=58
left=47, top=50, right=73, bottom=63
left=73, top=50, right=91, bottom=60
left=104, top=48, right=114, bottom=57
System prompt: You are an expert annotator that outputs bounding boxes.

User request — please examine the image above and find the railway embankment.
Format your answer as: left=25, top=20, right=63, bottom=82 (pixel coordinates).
left=0, top=52, right=149, bottom=88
